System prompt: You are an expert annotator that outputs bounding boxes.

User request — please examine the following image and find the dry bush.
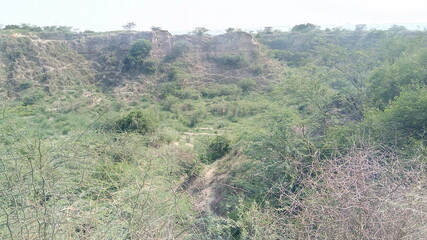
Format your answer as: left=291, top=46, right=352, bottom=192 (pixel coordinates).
left=280, top=147, right=427, bottom=239
left=0, top=124, right=196, bottom=239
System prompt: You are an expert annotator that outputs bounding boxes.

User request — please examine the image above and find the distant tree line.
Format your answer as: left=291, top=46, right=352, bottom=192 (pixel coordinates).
left=0, top=23, right=74, bottom=32
left=254, top=23, right=408, bottom=35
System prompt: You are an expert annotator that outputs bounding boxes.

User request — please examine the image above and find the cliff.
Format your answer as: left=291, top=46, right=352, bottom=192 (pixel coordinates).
left=0, top=30, right=266, bottom=99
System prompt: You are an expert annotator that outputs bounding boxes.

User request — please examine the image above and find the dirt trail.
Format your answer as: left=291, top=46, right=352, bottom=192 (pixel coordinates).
left=191, top=161, right=230, bottom=215
left=174, top=128, right=228, bottom=214
left=194, top=167, right=217, bottom=213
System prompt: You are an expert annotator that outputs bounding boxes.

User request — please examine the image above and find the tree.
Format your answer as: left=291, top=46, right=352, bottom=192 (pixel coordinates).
left=40, top=25, right=72, bottom=32
left=123, top=39, right=154, bottom=73
left=4, top=24, right=21, bottom=30
left=129, top=39, right=152, bottom=58
left=226, top=27, right=236, bottom=33
left=226, top=27, right=241, bottom=33
left=355, top=24, right=367, bottom=32
left=123, top=22, right=136, bottom=31
left=373, top=87, right=427, bottom=142
left=151, top=26, right=162, bottom=31
left=116, top=109, right=159, bottom=134
left=388, top=24, right=407, bottom=33
left=291, top=23, right=320, bottom=32
left=192, top=27, right=209, bottom=37
left=263, top=26, right=273, bottom=34
left=368, top=48, right=427, bottom=109
left=57, top=26, right=72, bottom=32
left=43, top=26, right=56, bottom=31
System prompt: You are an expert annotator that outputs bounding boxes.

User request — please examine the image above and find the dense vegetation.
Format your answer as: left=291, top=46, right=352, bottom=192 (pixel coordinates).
left=0, top=24, right=426, bottom=239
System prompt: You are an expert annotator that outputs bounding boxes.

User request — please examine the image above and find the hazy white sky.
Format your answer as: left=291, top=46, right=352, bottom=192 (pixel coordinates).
left=1, top=0, right=426, bottom=33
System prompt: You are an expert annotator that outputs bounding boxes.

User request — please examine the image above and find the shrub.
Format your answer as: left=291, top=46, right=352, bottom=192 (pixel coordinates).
left=115, top=109, right=159, bottom=135
left=212, top=54, right=247, bottom=69
left=159, top=82, right=182, bottom=98
left=193, top=215, right=237, bottom=239
left=123, top=56, right=156, bottom=74
left=179, top=157, right=203, bottom=178
left=21, top=91, right=44, bottom=106
left=166, top=64, right=189, bottom=81
left=186, top=109, right=207, bottom=127
left=201, top=84, right=242, bottom=98
left=175, top=88, right=200, bottom=100
left=199, top=136, right=231, bottom=164
left=147, top=127, right=180, bottom=147
left=272, top=50, right=309, bottom=67
left=164, top=41, right=190, bottom=61
left=139, top=59, right=156, bottom=74
left=22, top=96, right=38, bottom=106
left=16, top=82, right=32, bottom=92
left=91, top=160, right=125, bottom=196
left=238, top=78, right=257, bottom=93
left=161, top=95, right=179, bottom=111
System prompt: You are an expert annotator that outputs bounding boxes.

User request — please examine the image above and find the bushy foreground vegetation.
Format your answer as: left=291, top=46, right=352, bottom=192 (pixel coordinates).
left=1, top=24, right=427, bottom=239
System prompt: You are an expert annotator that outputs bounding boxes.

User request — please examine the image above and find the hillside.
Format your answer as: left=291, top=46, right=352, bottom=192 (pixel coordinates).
left=0, top=30, right=277, bottom=98
left=1, top=26, right=427, bottom=239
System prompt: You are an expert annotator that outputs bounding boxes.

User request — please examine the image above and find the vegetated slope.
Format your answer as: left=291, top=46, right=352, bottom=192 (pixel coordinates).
left=1, top=26, right=427, bottom=239
left=0, top=28, right=281, bottom=239
left=0, top=30, right=278, bottom=100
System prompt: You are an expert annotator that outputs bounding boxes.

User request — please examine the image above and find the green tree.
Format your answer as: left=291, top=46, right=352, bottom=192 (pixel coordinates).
left=291, top=23, right=320, bottom=32
left=123, top=39, right=154, bottom=72
left=123, top=22, right=136, bottom=31
left=368, top=48, right=427, bottom=109
left=129, top=39, right=152, bottom=58
left=4, top=24, right=21, bottom=30
left=226, top=27, right=236, bottom=33
left=355, top=24, right=367, bottom=32
left=372, top=87, right=427, bottom=142
left=263, top=26, right=273, bottom=34
left=116, top=109, right=159, bottom=134
left=192, top=27, right=209, bottom=37
left=388, top=24, right=407, bottom=33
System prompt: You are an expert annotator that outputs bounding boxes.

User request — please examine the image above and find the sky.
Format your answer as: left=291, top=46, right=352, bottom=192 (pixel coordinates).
left=1, top=0, right=427, bottom=33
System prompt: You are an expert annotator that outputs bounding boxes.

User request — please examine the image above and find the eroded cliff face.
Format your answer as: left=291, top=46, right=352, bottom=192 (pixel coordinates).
left=170, top=31, right=264, bottom=87
left=0, top=35, right=94, bottom=97
left=0, top=30, right=265, bottom=98
left=69, top=31, right=173, bottom=58
left=209, top=31, right=259, bottom=56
